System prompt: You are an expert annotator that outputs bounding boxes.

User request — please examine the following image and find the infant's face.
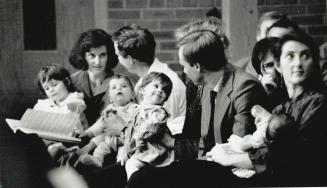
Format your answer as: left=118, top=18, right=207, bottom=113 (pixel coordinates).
left=42, top=79, right=69, bottom=104
left=109, top=78, right=134, bottom=106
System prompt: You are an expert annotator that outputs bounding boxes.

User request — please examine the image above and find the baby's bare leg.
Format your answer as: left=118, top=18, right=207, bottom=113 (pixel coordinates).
left=80, top=142, right=111, bottom=167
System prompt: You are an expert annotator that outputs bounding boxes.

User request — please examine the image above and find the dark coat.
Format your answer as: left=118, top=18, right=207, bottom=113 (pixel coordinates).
left=176, top=64, right=268, bottom=159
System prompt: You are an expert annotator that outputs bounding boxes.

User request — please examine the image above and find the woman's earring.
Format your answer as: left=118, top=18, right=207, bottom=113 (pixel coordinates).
left=279, top=74, right=284, bottom=88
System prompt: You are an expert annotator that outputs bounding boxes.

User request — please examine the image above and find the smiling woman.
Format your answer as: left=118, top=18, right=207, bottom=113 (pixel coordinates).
left=69, top=29, right=119, bottom=125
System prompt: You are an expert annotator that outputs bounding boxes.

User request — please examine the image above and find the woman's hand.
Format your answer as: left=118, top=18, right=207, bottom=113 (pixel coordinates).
left=206, top=143, right=253, bottom=169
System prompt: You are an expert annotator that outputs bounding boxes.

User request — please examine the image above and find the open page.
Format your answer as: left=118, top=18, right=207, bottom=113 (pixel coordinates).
left=6, top=109, right=81, bottom=143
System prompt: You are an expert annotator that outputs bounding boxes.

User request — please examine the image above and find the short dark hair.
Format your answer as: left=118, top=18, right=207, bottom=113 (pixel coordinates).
left=252, top=37, right=280, bottom=75
left=37, top=64, right=75, bottom=95
left=139, top=72, right=173, bottom=103
left=112, top=24, right=156, bottom=66
left=177, top=29, right=227, bottom=71
left=273, top=32, right=325, bottom=92
left=69, top=28, right=118, bottom=74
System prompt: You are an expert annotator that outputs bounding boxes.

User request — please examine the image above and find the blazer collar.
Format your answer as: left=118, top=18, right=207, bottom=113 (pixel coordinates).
left=201, top=64, right=235, bottom=142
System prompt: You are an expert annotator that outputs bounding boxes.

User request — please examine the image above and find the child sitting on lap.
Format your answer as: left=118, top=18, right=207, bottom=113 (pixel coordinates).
left=122, top=72, right=175, bottom=179
left=76, top=74, right=139, bottom=167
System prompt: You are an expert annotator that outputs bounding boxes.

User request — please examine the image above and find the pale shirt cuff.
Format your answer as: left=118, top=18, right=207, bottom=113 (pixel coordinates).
left=167, top=116, right=185, bottom=135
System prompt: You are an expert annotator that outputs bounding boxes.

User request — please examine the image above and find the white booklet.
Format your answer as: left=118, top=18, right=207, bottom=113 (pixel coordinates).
left=5, top=109, right=82, bottom=143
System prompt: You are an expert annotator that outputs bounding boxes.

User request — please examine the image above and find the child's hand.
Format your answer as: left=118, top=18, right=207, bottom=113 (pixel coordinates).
left=70, top=127, right=82, bottom=138
left=79, top=131, right=91, bottom=138
left=74, top=142, right=96, bottom=167
left=65, top=92, right=86, bottom=113
left=79, top=132, right=93, bottom=146
left=251, top=105, right=272, bottom=130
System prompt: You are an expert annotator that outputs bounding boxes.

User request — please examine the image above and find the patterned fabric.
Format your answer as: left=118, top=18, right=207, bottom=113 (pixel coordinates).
left=124, top=105, right=175, bottom=167
left=86, top=102, right=139, bottom=145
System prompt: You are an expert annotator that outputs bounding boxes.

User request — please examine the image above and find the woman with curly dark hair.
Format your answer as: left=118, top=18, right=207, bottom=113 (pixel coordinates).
left=69, top=28, right=118, bottom=125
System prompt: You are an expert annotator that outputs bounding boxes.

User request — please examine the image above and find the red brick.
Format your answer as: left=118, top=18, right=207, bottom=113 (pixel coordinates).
left=108, top=20, right=125, bottom=31
left=258, top=0, right=266, bottom=5
left=108, top=10, right=141, bottom=19
left=307, top=5, right=326, bottom=14
left=299, top=0, right=325, bottom=4
left=160, top=20, right=189, bottom=29
left=299, top=26, right=308, bottom=33
left=125, top=20, right=159, bottom=29
left=182, top=0, right=198, bottom=7
left=265, top=0, right=283, bottom=5
left=258, top=5, right=306, bottom=15
left=282, top=0, right=298, bottom=5
left=108, top=0, right=123, bottom=8
left=167, top=0, right=182, bottom=7
left=215, top=0, right=222, bottom=6
left=152, top=30, right=175, bottom=40
left=143, top=10, right=175, bottom=19
left=126, top=0, right=148, bottom=8
left=199, top=0, right=213, bottom=7
left=292, top=14, right=323, bottom=25
left=308, top=25, right=327, bottom=35
left=156, top=52, right=177, bottom=61
left=150, top=0, right=165, bottom=7
left=312, top=36, right=324, bottom=45
left=160, top=41, right=178, bottom=50
left=176, top=8, right=209, bottom=18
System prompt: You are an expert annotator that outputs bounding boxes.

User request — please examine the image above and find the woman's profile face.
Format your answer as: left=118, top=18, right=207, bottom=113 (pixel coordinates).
left=278, top=40, right=314, bottom=86
left=85, top=45, right=108, bottom=75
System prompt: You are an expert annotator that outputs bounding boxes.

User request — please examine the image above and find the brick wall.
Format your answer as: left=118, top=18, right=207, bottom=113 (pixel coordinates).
left=107, top=0, right=222, bottom=71
left=258, top=0, right=327, bottom=45
left=107, top=0, right=327, bottom=71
